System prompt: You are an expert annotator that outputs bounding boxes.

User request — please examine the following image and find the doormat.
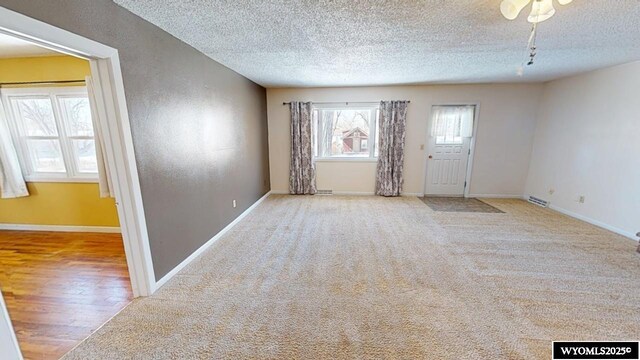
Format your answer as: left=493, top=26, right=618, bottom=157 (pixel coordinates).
left=420, top=197, right=505, bottom=213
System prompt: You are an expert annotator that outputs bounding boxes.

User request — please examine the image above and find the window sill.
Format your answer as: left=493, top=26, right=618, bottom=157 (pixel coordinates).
left=314, top=157, right=378, bottom=163
left=25, top=177, right=99, bottom=184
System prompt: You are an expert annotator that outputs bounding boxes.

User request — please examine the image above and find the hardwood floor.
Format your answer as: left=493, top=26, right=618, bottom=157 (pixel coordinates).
left=0, top=230, right=133, bottom=360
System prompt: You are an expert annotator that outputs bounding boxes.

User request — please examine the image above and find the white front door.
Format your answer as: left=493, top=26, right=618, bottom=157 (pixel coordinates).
left=424, top=105, right=475, bottom=196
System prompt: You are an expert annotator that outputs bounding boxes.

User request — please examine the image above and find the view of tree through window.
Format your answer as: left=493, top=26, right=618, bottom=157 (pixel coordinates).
left=16, top=98, right=66, bottom=172
left=59, top=97, right=98, bottom=173
left=18, top=98, right=58, bottom=136
left=315, top=107, right=377, bottom=158
left=4, top=88, right=99, bottom=180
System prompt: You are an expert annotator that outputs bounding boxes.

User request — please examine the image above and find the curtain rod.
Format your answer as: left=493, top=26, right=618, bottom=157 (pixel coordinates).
left=282, top=100, right=410, bottom=105
left=0, top=80, right=85, bottom=87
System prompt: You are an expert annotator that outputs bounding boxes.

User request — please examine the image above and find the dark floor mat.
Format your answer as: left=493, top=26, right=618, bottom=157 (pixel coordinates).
left=420, top=197, right=505, bottom=213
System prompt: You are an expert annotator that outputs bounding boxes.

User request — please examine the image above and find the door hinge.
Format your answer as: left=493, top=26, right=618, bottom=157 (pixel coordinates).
left=464, top=181, right=467, bottom=188
left=468, top=149, right=471, bottom=155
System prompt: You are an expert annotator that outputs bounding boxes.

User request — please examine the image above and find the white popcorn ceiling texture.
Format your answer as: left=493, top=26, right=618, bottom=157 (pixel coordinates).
left=113, top=0, right=640, bottom=87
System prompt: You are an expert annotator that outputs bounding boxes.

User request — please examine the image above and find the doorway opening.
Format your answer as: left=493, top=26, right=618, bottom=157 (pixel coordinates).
left=0, top=45, right=131, bottom=359
left=424, top=104, right=478, bottom=197
left=0, top=7, right=155, bottom=359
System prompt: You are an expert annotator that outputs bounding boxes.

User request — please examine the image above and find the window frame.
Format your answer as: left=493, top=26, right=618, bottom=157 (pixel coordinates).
left=1, top=86, right=98, bottom=183
left=312, top=103, right=379, bottom=162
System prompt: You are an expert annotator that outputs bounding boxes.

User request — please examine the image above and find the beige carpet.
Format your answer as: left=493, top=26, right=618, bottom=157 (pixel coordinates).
left=63, top=195, right=640, bottom=359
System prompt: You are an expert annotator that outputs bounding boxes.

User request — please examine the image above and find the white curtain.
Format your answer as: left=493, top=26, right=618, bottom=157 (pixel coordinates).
left=86, top=76, right=114, bottom=198
left=431, top=105, right=475, bottom=139
left=0, top=92, right=29, bottom=199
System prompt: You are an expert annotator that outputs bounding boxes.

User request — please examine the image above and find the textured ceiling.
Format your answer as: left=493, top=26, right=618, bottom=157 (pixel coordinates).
left=113, top=0, right=640, bottom=87
left=0, top=32, right=58, bottom=58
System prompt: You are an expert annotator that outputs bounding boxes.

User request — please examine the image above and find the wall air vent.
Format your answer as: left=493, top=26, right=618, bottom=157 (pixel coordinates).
left=528, top=196, right=549, bottom=208
left=316, top=189, right=333, bottom=195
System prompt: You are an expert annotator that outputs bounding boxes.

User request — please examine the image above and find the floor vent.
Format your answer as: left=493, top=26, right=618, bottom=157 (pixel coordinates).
left=528, top=196, right=549, bottom=208
left=316, top=189, right=333, bottom=195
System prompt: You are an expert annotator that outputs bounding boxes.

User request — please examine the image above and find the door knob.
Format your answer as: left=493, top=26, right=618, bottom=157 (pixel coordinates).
left=428, top=155, right=433, bottom=159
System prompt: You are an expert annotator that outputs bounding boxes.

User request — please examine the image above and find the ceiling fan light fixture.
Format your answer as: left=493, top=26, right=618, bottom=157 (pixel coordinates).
left=500, top=0, right=532, bottom=20
left=500, top=0, right=574, bottom=72
left=528, top=0, right=556, bottom=23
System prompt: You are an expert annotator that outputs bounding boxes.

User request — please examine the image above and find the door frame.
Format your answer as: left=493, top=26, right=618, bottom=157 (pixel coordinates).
left=0, top=7, right=158, bottom=357
left=0, top=294, right=21, bottom=360
left=423, top=102, right=480, bottom=198
left=0, top=5, right=155, bottom=298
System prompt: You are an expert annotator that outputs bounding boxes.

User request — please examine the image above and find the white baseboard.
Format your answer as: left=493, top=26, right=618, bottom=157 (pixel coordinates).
left=467, top=194, right=524, bottom=199
left=270, top=190, right=424, bottom=197
left=0, top=223, right=121, bottom=233
left=153, top=190, right=272, bottom=291
left=547, top=203, right=636, bottom=241
left=332, top=191, right=375, bottom=196
left=272, top=190, right=376, bottom=196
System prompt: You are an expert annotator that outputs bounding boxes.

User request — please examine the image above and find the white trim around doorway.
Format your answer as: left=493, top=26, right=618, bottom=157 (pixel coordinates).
left=0, top=7, right=157, bottom=358
left=0, top=7, right=156, bottom=297
left=422, top=102, right=481, bottom=198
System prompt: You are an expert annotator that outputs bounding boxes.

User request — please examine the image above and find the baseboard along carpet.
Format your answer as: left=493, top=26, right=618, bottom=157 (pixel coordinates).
left=63, top=195, right=640, bottom=359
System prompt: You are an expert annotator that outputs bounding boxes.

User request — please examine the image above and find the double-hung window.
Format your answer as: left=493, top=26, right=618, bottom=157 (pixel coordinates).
left=1, top=87, right=98, bottom=182
left=313, top=104, right=379, bottom=160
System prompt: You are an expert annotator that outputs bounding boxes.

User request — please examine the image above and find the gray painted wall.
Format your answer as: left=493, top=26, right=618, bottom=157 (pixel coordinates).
left=0, top=0, right=270, bottom=279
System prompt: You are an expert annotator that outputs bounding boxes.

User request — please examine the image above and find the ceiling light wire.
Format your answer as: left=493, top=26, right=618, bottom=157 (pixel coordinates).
left=517, top=6, right=540, bottom=76
left=526, top=21, right=538, bottom=66
left=504, top=0, right=573, bottom=76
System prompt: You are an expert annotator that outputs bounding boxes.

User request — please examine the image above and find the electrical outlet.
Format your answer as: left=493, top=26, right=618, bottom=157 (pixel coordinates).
left=232, top=200, right=237, bottom=208
left=578, top=196, right=585, bottom=203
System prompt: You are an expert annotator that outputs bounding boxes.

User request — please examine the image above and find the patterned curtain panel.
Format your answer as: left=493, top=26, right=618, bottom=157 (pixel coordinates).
left=289, top=102, right=316, bottom=195
left=375, top=100, right=409, bottom=197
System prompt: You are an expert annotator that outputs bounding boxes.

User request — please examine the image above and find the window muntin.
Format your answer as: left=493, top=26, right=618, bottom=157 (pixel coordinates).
left=313, top=105, right=378, bottom=160
left=2, top=87, right=98, bottom=181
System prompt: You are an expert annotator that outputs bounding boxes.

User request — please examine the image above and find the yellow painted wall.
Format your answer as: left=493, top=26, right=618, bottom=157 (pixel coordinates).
left=0, top=55, right=91, bottom=84
left=0, top=183, right=119, bottom=226
left=0, top=56, right=119, bottom=227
